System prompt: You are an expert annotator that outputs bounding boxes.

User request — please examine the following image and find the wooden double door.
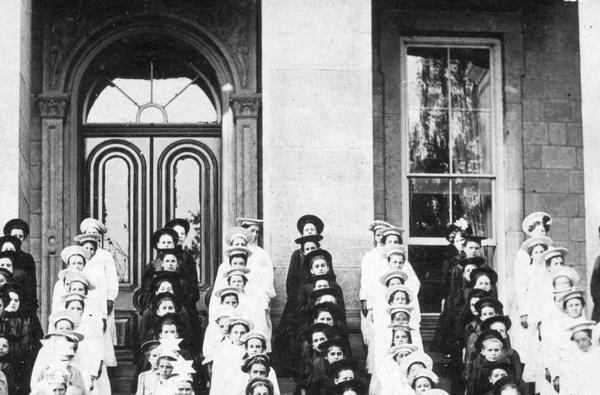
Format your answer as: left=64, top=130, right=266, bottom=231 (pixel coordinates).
left=82, top=127, right=220, bottom=354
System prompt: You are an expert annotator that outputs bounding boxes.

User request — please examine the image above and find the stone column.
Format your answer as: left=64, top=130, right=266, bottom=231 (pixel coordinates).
left=230, top=93, right=261, bottom=218
left=35, top=93, right=69, bottom=329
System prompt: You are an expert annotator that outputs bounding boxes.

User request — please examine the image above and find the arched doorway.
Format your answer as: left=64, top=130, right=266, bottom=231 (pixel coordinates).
left=77, top=33, right=222, bottom=352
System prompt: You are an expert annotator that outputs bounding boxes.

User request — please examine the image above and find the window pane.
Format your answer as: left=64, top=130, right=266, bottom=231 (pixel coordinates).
left=408, top=245, right=448, bottom=313
left=452, top=178, right=492, bottom=237
left=450, top=48, right=491, bottom=109
left=409, top=178, right=449, bottom=237
left=409, top=109, right=449, bottom=173
left=451, top=111, right=492, bottom=174
left=406, top=46, right=448, bottom=109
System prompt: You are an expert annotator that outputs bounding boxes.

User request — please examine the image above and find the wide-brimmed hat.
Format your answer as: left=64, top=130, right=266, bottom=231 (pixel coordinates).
left=522, top=211, right=552, bottom=235
left=297, top=214, right=324, bottom=234
left=151, top=228, right=179, bottom=249
left=165, top=218, right=190, bottom=234
left=79, top=218, right=107, bottom=235
left=3, top=218, right=29, bottom=237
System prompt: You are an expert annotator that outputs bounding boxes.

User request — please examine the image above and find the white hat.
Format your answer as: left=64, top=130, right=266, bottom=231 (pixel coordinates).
left=79, top=218, right=107, bottom=235
left=541, top=246, right=568, bottom=263
left=520, top=236, right=553, bottom=253
left=368, top=220, right=392, bottom=232
left=236, top=218, right=264, bottom=226
left=60, top=245, right=86, bottom=265
left=409, top=368, right=439, bottom=387
left=522, top=212, right=552, bottom=235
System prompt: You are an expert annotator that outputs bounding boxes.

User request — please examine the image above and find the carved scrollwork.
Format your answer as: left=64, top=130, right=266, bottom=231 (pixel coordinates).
left=35, top=93, right=70, bottom=119
left=230, top=93, right=261, bottom=120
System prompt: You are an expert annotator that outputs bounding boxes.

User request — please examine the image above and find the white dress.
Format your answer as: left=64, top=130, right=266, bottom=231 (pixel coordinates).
left=559, top=344, right=600, bottom=395
left=360, top=246, right=383, bottom=347
left=74, top=308, right=111, bottom=395
left=209, top=341, right=246, bottom=394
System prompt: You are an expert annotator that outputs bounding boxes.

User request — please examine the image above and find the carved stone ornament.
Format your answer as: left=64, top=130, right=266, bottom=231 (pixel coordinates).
left=36, top=93, right=70, bottom=119
left=230, top=93, right=261, bottom=119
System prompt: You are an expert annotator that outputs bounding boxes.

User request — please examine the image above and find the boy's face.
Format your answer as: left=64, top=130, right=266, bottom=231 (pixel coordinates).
left=325, top=346, right=344, bottom=364
left=230, top=256, right=246, bottom=268
left=310, top=258, right=329, bottom=276
left=489, top=368, right=507, bottom=384
left=572, top=331, right=592, bottom=352
left=393, top=330, right=410, bottom=346
left=156, top=281, right=173, bottom=294
left=148, top=347, right=160, bottom=369
left=388, top=254, right=405, bottom=270
left=474, top=275, right=491, bottom=292
left=481, top=339, right=503, bottom=362
left=489, top=322, right=507, bottom=339
left=565, top=298, right=583, bottom=318
left=161, top=254, right=178, bottom=272
left=391, top=291, right=408, bottom=305
left=249, top=363, right=268, bottom=378
left=68, top=255, right=85, bottom=271
left=157, top=358, right=173, bottom=379
left=314, top=279, right=329, bottom=290
left=480, top=306, right=497, bottom=321
left=311, top=331, right=327, bottom=351
left=0, top=338, right=9, bottom=357
left=315, top=311, right=333, bottom=326
left=302, top=242, right=318, bottom=256
left=159, top=324, right=179, bottom=339
left=222, top=295, right=239, bottom=308
left=229, top=324, right=247, bottom=345
left=470, top=297, right=481, bottom=315
left=464, top=241, right=481, bottom=258
left=156, top=300, right=176, bottom=317
left=246, top=338, right=264, bottom=356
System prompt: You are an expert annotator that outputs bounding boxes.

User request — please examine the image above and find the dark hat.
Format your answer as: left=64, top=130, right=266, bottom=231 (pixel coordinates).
left=327, top=358, right=359, bottom=379
left=464, top=235, right=486, bottom=244
left=297, top=214, right=324, bottom=234
left=241, top=354, right=270, bottom=373
left=154, top=312, right=183, bottom=333
left=0, top=250, right=16, bottom=264
left=152, top=292, right=180, bottom=309
left=310, top=287, right=340, bottom=303
left=475, top=329, right=505, bottom=351
left=303, top=249, right=333, bottom=269
left=150, top=228, right=179, bottom=249
left=467, top=288, right=490, bottom=303
left=492, top=375, right=519, bottom=395
left=157, top=248, right=182, bottom=260
left=150, top=271, right=183, bottom=295
left=304, top=322, right=334, bottom=342
left=308, top=273, right=334, bottom=285
left=481, top=315, right=512, bottom=332
left=140, top=340, right=160, bottom=354
left=165, top=218, right=190, bottom=235
left=332, top=379, right=367, bottom=395
left=0, top=236, right=21, bottom=252
left=469, top=266, right=498, bottom=285
left=245, top=377, right=274, bottom=395
left=486, top=362, right=513, bottom=376
left=0, top=268, right=12, bottom=280
left=311, top=302, right=343, bottom=321
left=3, top=219, right=29, bottom=238
left=294, top=234, right=324, bottom=245
left=474, top=297, right=504, bottom=315
left=319, top=337, right=348, bottom=354
left=463, top=256, right=486, bottom=268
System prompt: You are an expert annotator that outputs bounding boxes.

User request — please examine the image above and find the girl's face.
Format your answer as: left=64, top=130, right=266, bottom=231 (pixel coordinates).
left=385, top=235, right=401, bottom=246
left=246, top=338, right=265, bottom=356
left=572, top=331, right=592, bottom=352
left=157, top=358, right=173, bottom=379
left=454, top=232, right=465, bottom=251
left=408, top=362, right=426, bottom=379
left=394, top=351, right=412, bottom=365
left=314, top=280, right=329, bottom=290
left=249, top=363, right=268, bottom=378
left=531, top=244, right=546, bottom=261
left=82, top=242, right=97, bottom=260
left=310, top=259, right=329, bottom=276
left=252, top=385, right=270, bottom=395
left=565, top=298, right=584, bottom=318
left=490, top=322, right=507, bottom=339
left=548, top=256, right=564, bottom=269
left=480, top=306, right=497, bottom=321
left=489, top=368, right=508, bottom=384
left=463, top=264, right=477, bottom=280
left=0, top=242, right=15, bottom=252
left=326, top=346, right=344, bottom=364
left=315, top=311, right=334, bottom=326
left=392, top=312, right=410, bottom=325
left=387, top=278, right=403, bottom=288
left=229, top=324, right=248, bottom=345
left=230, top=256, right=247, bottom=268
left=531, top=223, right=547, bottom=237
left=222, top=295, right=239, bottom=308
left=335, top=369, right=354, bottom=384
left=474, top=275, right=491, bottom=292
left=303, top=242, right=318, bottom=256
left=470, top=297, right=480, bottom=315
left=161, top=254, right=178, bottom=272
left=391, top=291, right=408, bottom=305
left=554, top=276, right=573, bottom=291
left=0, top=274, right=7, bottom=287
left=69, top=281, right=86, bottom=295
left=481, top=339, right=502, bottom=362
left=156, top=300, right=176, bottom=317
left=247, top=225, right=260, bottom=244
left=311, top=331, right=327, bottom=351
left=6, top=291, right=19, bottom=312
left=160, top=324, right=179, bottom=339
left=66, top=301, right=84, bottom=315
left=9, top=229, right=25, bottom=242
left=303, top=223, right=317, bottom=236
left=0, top=338, right=9, bottom=357
left=175, top=381, right=193, bottom=395
left=393, top=330, right=410, bottom=346
left=148, top=347, right=160, bottom=370
left=414, top=377, right=432, bottom=393
left=172, top=225, right=186, bottom=244
left=317, top=295, right=336, bottom=305
left=68, top=255, right=85, bottom=271
left=55, top=319, right=74, bottom=332
left=229, top=275, right=245, bottom=289
left=0, top=258, right=13, bottom=273
left=157, top=234, right=175, bottom=249
left=156, top=281, right=174, bottom=295
left=388, top=254, right=405, bottom=270
left=375, top=228, right=385, bottom=245
left=231, top=237, right=247, bottom=247
left=464, top=241, right=481, bottom=258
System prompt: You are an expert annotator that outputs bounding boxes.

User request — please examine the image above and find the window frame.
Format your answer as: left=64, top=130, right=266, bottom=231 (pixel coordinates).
left=399, top=36, right=506, bottom=308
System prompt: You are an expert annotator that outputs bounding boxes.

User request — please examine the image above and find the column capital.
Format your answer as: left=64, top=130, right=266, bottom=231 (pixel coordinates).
left=35, top=93, right=70, bottom=119
left=230, top=93, right=261, bottom=119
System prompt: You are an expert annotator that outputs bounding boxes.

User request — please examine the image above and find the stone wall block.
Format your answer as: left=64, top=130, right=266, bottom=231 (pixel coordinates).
left=548, top=123, right=568, bottom=145
left=542, top=100, right=574, bottom=122
left=524, top=169, right=549, bottom=192
left=523, top=145, right=542, bottom=168
left=546, top=170, right=571, bottom=193
left=524, top=122, right=547, bottom=145
left=569, top=170, right=584, bottom=193
left=523, top=98, right=542, bottom=122
left=541, top=146, right=576, bottom=169
left=569, top=218, right=586, bottom=242
left=525, top=193, right=579, bottom=217
left=566, top=123, right=583, bottom=147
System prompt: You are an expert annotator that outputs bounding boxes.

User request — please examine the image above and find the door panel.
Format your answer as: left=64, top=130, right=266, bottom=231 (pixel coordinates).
left=83, top=134, right=220, bottom=351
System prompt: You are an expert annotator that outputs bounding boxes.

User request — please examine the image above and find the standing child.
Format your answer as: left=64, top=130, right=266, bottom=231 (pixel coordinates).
left=136, top=340, right=160, bottom=395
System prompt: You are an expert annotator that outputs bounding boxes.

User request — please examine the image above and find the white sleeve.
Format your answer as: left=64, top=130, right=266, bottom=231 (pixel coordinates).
left=359, top=251, right=371, bottom=302
left=101, top=249, right=119, bottom=301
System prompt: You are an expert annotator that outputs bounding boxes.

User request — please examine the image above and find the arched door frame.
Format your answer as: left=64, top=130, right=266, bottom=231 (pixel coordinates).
left=35, top=13, right=261, bottom=327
